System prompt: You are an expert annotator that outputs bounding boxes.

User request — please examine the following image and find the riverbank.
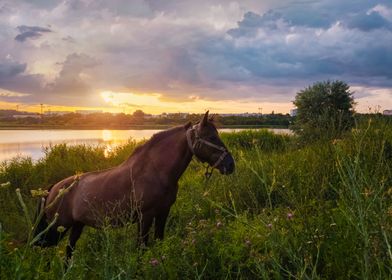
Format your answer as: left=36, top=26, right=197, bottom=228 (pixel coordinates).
left=0, top=124, right=289, bottom=130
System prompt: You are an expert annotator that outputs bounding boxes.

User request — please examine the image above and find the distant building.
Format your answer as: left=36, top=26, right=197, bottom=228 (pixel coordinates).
left=383, top=110, right=392, bottom=116
left=290, top=109, right=298, bottom=117
left=75, top=110, right=103, bottom=115
left=157, top=113, right=189, bottom=118
left=220, top=113, right=259, bottom=117
left=12, top=114, right=40, bottom=119
left=44, top=110, right=70, bottom=116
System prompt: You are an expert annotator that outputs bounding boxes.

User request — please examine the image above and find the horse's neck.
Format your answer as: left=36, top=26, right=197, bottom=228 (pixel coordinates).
left=151, top=129, right=193, bottom=182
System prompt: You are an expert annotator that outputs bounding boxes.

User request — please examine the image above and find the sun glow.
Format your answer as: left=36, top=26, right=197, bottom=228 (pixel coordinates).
left=102, top=129, right=113, bottom=142
left=98, top=90, right=294, bottom=114
left=101, top=92, right=115, bottom=104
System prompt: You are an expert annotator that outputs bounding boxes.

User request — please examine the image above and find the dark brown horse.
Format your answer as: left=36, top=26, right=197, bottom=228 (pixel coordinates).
left=33, top=111, right=234, bottom=261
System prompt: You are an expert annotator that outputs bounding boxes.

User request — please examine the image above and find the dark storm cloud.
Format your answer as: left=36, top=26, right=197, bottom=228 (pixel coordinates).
left=0, top=61, right=26, bottom=78
left=344, top=11, right=392, bottom=31
left=0, top=60, right=44, bottom=97
left=15, top=25, right=52, bottom=42
left=221, top=6, right=392, bottom=88
left=227, top=11, right=283, bottom=37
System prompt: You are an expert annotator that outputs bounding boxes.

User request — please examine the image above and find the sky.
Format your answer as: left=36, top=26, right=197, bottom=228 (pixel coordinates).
left=0, top=0, right=391, bottom=114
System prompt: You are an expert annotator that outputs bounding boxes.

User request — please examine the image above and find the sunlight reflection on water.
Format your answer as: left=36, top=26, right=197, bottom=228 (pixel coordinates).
left=0, top=128, right=291, bottom=162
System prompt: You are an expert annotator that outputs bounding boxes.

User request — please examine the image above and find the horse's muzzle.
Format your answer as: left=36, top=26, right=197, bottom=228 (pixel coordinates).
left=218, top=154, right=235, bottom=175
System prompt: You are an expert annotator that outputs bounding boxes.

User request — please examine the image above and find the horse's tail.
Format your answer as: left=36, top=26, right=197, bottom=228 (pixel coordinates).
left=31, top=185, right=67, bottom=247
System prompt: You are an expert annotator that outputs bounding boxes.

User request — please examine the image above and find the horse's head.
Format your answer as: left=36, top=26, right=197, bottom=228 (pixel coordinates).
left=186, top=111, right=235, bottom=175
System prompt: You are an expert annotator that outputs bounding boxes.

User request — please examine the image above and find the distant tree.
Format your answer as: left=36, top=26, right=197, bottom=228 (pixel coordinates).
left=293, top=80, right=355, bottom=141
left=132, top=110, right=145, bottom=119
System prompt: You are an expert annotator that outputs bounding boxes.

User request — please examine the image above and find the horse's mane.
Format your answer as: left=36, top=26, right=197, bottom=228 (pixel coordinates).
left=128, top=125, right=186, bottom=159
left=126, top=118, right=217, bottom=161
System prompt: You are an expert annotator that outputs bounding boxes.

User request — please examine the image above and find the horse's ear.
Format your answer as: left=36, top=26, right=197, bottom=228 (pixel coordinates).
left=184, top=121, right=192, bottom=129
left=200, top=110, right=209, bottom=127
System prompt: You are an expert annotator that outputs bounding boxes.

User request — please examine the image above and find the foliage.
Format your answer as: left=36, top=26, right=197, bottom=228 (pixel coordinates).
left=0, top=110, right=292, bottom=129
left=293, top=80, right=355, bottom=142
left=1, top=119, right=392, bottom=279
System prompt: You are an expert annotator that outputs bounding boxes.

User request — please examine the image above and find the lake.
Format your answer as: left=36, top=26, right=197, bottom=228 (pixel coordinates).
left=0, top=128, right=291, bottom=162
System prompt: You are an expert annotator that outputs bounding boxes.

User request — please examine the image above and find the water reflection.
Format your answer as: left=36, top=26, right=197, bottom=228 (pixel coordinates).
left=0, top=128, right=291, bottom=162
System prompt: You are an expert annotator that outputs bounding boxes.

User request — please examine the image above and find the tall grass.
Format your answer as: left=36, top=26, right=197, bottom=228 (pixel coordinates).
left=0, top=124, right=391, bottom=279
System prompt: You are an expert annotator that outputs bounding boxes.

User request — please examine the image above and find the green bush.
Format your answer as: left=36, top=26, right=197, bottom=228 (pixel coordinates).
left=293, top=80, right=355, bottom=142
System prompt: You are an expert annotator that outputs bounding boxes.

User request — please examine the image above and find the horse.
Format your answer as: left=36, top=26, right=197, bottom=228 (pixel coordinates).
left=33, top=111, right=235, bottom=262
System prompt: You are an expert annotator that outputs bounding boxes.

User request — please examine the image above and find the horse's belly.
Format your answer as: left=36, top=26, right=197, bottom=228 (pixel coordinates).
left=71, top=180, right=133, bottom=228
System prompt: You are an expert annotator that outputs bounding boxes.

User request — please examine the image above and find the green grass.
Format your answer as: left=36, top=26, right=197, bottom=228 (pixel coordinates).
left=0, top=122, right=391, bottom=279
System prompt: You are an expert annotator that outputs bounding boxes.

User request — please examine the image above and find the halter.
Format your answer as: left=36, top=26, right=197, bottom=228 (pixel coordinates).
left=186, top=125, right=229, bottom=178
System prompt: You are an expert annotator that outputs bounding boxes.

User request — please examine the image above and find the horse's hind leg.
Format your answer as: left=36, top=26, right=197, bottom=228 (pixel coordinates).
left=66, top=222, right=84, bottom=263
left=154, top=207, right=170, bottom=240
left=137, top=210, right=154, bottom=247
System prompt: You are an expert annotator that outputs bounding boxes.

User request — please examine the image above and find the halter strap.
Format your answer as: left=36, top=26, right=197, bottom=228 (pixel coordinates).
left=186, top=126, right=228, bottom=169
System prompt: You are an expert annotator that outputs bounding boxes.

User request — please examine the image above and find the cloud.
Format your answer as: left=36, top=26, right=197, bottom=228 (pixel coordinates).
left=0, top=60, right=44, bottom=96
left=344, top=10, right=392, bottom=31
left=47, top=53, right=99, bottom=96
left=0, top=61, right=26, bottom=78
left=0, top=53, right=102, bottom=106
left=0, top=0, right=392, bottom=111
left=15, top=25, right=52, bottom=42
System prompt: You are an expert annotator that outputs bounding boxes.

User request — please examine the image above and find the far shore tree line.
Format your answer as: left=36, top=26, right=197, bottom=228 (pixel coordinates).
left=0, top=80, right=390, bottom=136
left=0, top=110, right=292, bottom=128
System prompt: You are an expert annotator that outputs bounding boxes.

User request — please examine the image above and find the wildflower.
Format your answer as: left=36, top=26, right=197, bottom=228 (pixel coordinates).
left=216, top=221, right=223, bottom=228
left=30, top=188, right=49, bottom=198
left=332, top=139, right=340, bottom=145
left=287, top=212, right=294, bottom=220
left=57, top=226, right=66, bottom=233
left=267, top=223, right=273, bottom=229
left=0, top=182, right=11, bottom=189
left=361, top=188, right=373, bottom=197
left=388, top=207, right=392, bottom=217
left=149, top=258, right=159, bottom=266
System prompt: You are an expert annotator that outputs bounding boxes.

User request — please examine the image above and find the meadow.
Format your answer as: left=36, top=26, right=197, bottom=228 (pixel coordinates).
left=0, top=116, right=391, bottom=279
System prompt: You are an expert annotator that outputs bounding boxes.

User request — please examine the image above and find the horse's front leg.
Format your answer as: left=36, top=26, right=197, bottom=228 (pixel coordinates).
left=137, top=210, right=154, bottom=247
left=154, top=207, right=171, bottom=240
